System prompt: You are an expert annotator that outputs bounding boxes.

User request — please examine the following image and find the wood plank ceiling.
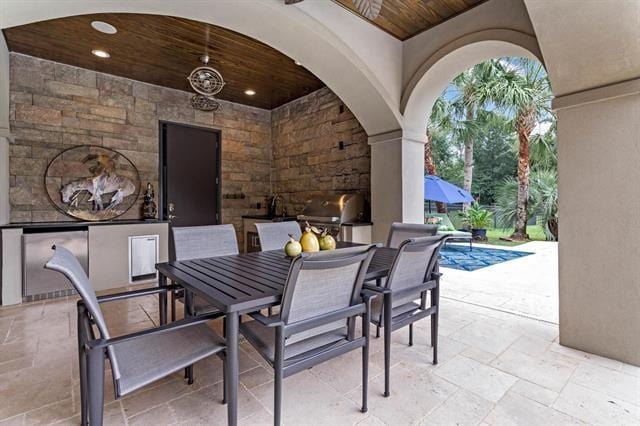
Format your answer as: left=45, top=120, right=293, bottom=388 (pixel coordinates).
left=3, top=14, right=325, bottom=109
left=332, top=0, right=487, bottom=40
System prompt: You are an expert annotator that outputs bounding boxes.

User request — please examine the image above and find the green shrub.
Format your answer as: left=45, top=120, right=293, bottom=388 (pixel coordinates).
left=459, top=202, right=493, bottom=229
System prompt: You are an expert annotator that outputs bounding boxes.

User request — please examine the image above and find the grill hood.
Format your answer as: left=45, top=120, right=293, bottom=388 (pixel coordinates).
left=298, top=193, right=365, bottom=224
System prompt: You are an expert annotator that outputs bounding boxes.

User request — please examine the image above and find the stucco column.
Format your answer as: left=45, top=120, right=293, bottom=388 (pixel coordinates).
left=369, top=130, right=425, bottom=243
left=555, top=82, right=640, bottom=366
left=0, top=33, right=10, bottom=225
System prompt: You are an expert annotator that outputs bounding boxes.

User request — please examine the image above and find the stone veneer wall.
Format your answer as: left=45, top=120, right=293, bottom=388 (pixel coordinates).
left=7, top=55, right=372, bottom=244
left=8, top=53, right=271, bottom=247
left=271, top=87, right=370, bottom=215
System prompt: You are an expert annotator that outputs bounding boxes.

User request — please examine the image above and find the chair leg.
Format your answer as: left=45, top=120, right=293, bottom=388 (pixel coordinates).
left=376, top=326, right=380, bottom=338
left=362, top=312, right=370, bottom=413
left=77, top=310, right=89, bottom=426
left=222, top=355, right=227, bottom=404
left=274, top=327, right=284, bottom=426
left=431, top=285, right=440, bottom=365
left=87, top=347, right=105, bottom=426
left=409, top=323, right=414, bottom=347
left=383, top=292, right=392, bottom=397
left=79, top=349, right=88, bottom=426
left=186, top=365, right=194, bottom=385
left=171, top=290, right=177, bottom=322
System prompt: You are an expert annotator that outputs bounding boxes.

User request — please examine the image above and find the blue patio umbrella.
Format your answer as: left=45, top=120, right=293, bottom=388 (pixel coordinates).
left=424, top=175, right=474, bottom=204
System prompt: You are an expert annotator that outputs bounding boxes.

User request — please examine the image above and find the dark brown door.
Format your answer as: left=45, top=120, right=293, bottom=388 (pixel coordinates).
left=160, top=122, right=221, bottom=230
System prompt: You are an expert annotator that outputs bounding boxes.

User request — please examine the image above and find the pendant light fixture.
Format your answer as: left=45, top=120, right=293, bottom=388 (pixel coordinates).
left=188, top=54, right=224, bottom=111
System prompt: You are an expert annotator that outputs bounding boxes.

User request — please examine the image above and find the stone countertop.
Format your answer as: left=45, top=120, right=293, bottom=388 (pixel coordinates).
left=241, top=215, right=298, bottom=221
left=0, top=219, right=168, bottom=230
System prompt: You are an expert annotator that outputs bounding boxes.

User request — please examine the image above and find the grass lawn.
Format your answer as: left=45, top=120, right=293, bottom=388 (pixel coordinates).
left=485, top=225, right=547, bottom=246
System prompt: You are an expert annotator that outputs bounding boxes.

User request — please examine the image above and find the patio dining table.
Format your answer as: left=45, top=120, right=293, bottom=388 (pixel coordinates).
left=155, top=242, right=398, bottom=425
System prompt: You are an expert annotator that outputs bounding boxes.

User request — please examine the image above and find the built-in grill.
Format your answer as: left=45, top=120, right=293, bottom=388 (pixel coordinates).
left=297, top=193, right=366, bottom=239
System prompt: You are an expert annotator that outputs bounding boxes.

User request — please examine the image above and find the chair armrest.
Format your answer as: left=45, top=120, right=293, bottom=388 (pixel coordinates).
left=84, top=311, right=223, bottom=350
left=248, top=311, right=284, bottom=328
left=284, top=303, right=366, bottom=338
left=391, top=280, right=437, bottom=302
left=361, top=288, right=381, bottom=301
left=362, top=283, right=391, bottom=294
left=94, top=284, right=182, bottom=304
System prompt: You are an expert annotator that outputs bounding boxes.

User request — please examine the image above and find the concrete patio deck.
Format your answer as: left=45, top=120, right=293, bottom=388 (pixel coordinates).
left=1, top=275, right=637, bottom=425
left=442, top=242, right=559, bottom=323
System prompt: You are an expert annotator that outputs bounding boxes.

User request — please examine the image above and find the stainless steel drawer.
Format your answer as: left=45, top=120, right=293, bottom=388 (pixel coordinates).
left=22, top=230, right=88, bottom=298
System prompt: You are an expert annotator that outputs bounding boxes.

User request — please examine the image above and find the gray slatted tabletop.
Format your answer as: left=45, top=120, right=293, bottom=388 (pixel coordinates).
left=155, top=243, right=397, bottom=426
left=157, top=244, right=397, bottom=313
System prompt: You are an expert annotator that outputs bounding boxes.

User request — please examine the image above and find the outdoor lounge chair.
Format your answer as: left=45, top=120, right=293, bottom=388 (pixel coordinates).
left=255, top=221, right=302, bottom=251
left=45, top=246, right=227, bottom=426
left=366, top=235, right=448, bottom=396
left=426, top=212, right=473, bottom=250
left=239, top=245, right=378, bottom=425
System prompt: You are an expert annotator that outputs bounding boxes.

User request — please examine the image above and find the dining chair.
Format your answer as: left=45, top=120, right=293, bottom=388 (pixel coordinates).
left=239, top=245, right=379, bottom=425
left=171, top=224, right=239, bottom=320
left=386, top=222, right=439, bottom=249
left=255, top=221, right=302, bottom=251
left=366, top=235, right=448, bottom=396
left=45, top=246, right=227, bottom=426
left=171, top=224, right=238, bottom=382
left=373, top=222, right=440, bottom=338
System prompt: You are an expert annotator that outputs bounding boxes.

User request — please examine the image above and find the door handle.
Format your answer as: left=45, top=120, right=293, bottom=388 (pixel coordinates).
left=168, top=202, right=178, bottom=221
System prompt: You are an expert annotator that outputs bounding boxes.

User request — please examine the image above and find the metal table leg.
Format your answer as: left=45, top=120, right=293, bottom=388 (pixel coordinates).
left=383, top=291, right=392, bottom=397
left=185, top=290, right=194, bottom=384
left=158, top=273, right=167, bottom=325
left=225, top=311, right=239, bottom=426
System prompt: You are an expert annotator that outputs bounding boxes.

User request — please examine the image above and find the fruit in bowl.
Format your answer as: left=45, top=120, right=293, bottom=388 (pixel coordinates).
left=284, top=234, right=303, bottom=257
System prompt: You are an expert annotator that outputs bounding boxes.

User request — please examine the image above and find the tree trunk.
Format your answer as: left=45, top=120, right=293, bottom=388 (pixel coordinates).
left=511, top=108, right=536, bottom=241
left=424, top=130, right=447, bottom=213
left=462, top=108, right=474, bottom=211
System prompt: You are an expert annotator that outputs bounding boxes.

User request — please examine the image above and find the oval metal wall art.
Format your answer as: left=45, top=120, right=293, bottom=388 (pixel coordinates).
left=45, top=145, right=141, bottom=221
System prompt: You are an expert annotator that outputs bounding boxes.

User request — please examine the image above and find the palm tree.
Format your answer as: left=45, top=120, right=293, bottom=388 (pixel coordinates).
left=472, top=58, right=553, bottom=240
left=529, top=119, right=557, bottom=171
left=450, top=60, right=503, bottom=209
left=425, top=98, right=452, bottom=213
left=425, top=97, right=451, bottom=175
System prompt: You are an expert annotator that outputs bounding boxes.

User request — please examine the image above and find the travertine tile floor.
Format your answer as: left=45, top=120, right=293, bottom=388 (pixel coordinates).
left=1, top=288, right=638, bottom=425
left=442, top=242, right=559, bottom=323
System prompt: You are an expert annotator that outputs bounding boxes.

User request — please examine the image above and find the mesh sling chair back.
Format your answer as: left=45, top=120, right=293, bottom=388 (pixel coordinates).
left=239, top=244, right=379, bottom=425
left=386, top=222, right=439, bottom=249
left=171, top=224, right=239, bottom=320
left=255, top=221, right=302, bottom=252
left=367, top=235, right=448, bottom=396
left=46, top=246, right=226, bottom=426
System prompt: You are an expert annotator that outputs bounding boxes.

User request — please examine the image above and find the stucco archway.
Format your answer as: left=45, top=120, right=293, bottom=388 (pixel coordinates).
left=0, top=0, right=401, bottom=136
left=401, top=29, right=544, bottom=136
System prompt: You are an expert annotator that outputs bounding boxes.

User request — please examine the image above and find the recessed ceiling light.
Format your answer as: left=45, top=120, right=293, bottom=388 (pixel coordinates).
left=244, top=89, right=256, bottom=96
left=92, top=49, right=110, bottom=58
left=91, top=21, right=117, bottom=34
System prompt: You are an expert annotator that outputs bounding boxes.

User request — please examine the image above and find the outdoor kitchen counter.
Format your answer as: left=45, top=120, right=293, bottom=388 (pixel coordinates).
left=240, top=215, right=298, bottom=221
left=0, top=220, right=169, bottom=306
left=0, top=219, right=168, bottom=230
